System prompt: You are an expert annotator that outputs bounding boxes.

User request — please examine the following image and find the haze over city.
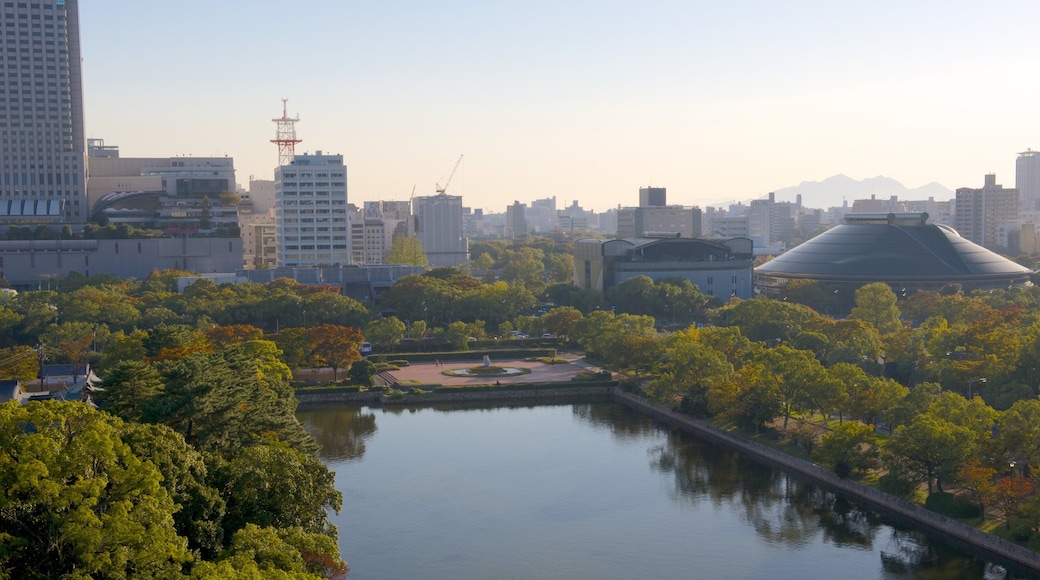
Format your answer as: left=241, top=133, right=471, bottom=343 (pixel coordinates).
left=82, top=1, right=1040, bottom=212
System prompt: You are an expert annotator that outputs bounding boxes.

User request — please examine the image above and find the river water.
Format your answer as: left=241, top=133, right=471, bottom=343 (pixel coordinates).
left=298, top=401, right=1018, bottom=579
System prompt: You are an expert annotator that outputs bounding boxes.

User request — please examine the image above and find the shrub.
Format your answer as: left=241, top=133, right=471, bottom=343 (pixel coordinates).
left=925, top=492, right=981, bottom=519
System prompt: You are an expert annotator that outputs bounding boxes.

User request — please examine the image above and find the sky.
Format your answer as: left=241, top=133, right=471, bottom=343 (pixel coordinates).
left=80, top=1, right=1040, bottom=213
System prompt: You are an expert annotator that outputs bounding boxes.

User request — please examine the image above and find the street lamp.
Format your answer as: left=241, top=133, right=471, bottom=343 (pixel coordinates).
left=967, top=377, right=987, bottom=399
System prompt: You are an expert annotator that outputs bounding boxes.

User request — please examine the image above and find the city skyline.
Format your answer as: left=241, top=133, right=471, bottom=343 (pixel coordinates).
left=81, top=1, right=1040, bottom=212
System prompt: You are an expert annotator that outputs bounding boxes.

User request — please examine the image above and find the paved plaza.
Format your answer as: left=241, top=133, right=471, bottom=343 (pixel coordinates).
left=385, top=356, right=587, bottom=386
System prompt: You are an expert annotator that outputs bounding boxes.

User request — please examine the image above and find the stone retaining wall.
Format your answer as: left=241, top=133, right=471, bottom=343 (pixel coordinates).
left=295, top=386, right=615, bottom=407
left=613, top=390, right=1040, bottom=576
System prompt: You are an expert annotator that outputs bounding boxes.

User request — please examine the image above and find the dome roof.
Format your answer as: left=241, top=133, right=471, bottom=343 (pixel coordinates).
left=755, top=213, right=1033, bottom=291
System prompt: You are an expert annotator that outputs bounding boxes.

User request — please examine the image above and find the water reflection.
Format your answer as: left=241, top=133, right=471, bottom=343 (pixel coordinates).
left=297, top=405, right=377, bottom=462
left=580, top=404, right=1013, bottom=579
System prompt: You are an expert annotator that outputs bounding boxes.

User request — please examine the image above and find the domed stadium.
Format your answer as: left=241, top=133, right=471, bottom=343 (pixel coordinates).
left=754, top=212, right=1034, bottom=298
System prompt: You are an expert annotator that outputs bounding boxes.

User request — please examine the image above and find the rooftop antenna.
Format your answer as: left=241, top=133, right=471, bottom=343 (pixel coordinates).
left=271, top=98, right=302, bottom=167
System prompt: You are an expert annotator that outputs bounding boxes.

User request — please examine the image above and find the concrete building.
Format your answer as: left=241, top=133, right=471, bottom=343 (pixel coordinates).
left=528, top=196, right=557, bottom=233
left=505, top=200, right=527, bottom=238
left=247, top=178, right=277, bottom=216
left=616, top=206, right=702, bottom=238
left=0, top=237, right=243, bottom=288
left=954, top=174, right=1018, bottom=250
left=462, top=207, right=485, bottom=238
left=1017, top=149, right=1040, bottom=212
left=413, top=193, right=467, bottom=267
left=574, top=236, right=754, bottom=299
left=238, top=199, right=277, bottom=269
left=0, top=0, right=87, bottom=223
left=274, top=151, right=349, bottom=267
left=639, top=187, right=667, bottom=207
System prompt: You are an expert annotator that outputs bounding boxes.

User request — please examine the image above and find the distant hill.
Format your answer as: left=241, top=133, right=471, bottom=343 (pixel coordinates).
left=712, top=175, right=955, bottom=210
left=772, top=175, right=953, bottom=210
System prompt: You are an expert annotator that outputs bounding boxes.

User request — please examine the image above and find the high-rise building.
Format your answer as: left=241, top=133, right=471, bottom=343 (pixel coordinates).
left=413, top=193, right=467, bottom=267
left=505, top=200, right=527, bottom=238
left=1017, top=149, right=1040, bottom=211
left=274, top=151, right=349, bottom=267
left=0, top=0, right=86, bottom=223
left=954, top=174, right=1018, bottom=250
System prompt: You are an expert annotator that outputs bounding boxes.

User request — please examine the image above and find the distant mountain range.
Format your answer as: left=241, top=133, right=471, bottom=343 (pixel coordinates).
left=712, top=175, right=955, bottom=210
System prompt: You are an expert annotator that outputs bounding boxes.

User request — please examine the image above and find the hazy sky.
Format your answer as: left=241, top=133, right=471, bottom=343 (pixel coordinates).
left=81, top=1, right=1040, bottom=212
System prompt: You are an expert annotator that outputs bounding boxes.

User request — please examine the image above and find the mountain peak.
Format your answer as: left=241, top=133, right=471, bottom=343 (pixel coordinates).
left=771, top=175, right=953, bottom=209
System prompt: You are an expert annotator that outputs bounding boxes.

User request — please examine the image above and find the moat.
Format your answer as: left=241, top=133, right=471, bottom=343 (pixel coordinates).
left=298, top=402, right=1017, bottom=579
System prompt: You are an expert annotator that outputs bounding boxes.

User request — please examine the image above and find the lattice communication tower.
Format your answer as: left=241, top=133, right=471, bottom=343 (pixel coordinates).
left=271, top=98, right=302, bottom=167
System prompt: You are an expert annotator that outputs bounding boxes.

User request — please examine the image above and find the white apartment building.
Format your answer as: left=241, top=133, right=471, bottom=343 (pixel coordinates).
left=275, top=151, right=349, bottom=267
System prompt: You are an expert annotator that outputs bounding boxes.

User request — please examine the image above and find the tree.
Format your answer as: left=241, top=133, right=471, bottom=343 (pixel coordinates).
left=0, top=400, right=191, bottom=577
left=386, top=235, right=428, bottom=266
left=541, top=306, right=583, bottom=340
left=96, top=359, right=166, bottom=422
left=0, top=345, right=40, bottom=382
left=158, top=349, right=315, bottom=453
left=307, top=324, right=363, bottom=381
left=887, top=413, right=976, bottom=493
left=348, top=359, right=377, bottom=386
left=849, top=282, right=903, bottom=334
left=956, top=461, right=997, bottom=521
left=751, top=345, right=827, bottom=429
left=121, top=422, right=226, bottom=558
left=216, top=443, right=342, bottom=539
left=207, top=324, right=264, bottom=349
left=814, top=421, right=880, bottom=478
left=271, top=327, right=313, bottom=369
left=993, top=476, right=1036, bottom=530
left=364, top=316, right=406, bottom=352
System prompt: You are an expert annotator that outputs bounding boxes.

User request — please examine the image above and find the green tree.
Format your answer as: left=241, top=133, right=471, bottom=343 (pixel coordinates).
left=158, top=348, right=315, bottom=453
left=121, top=421, right=226, bottom=558
left=348, top=359, right=377, bottom=386
left=813, top=421, right=880, bottom=478
left=216, top=444, right=342, bottom=539
left=849, top=282, right=903, bottom=334
left=386, top=235, right=428, bottom=266
left=887, top=413, right=976, bottom=493
left=0, top=345, right=40, bottom=382
left=364, top=316, right=406, bottom=352
left=97, top=359, right=166, bottom=422
left=0, top=400, right=191, bottom=577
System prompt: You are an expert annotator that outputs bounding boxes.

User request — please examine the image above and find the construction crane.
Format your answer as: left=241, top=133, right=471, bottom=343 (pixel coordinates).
left=435, top=154, right=464, bottom=194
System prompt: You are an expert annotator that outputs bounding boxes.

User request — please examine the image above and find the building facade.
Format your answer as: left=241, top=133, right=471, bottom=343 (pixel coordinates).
left=412, top=193, right=467, bottom=267
left=954, top=174, right=1018, bottom=250
left=505, top=200, right=527, bottom=238
left=274, top=151, right=349, bottom=267
left=0, top=237, right=243, bottom=288
left=574, top=237, right=754, bottom=299
left=616, top=206, right=702, bottom=238
left=1017, top=149, right=1040, bottom=212
left=0, top=0, right=86, bottom=223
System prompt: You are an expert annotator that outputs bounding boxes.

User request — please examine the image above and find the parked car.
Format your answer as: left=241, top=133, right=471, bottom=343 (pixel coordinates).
left=360, top=341, right=373, bottom=356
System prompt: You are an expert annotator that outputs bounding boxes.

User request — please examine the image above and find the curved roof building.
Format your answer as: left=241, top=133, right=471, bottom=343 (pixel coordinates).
left=754, top=213, right=1033, bottom=297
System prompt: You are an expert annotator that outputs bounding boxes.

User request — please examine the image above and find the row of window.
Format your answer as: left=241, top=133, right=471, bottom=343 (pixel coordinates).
left=282, top=245, right=349, bottom=251
left=280, top=172, right=344, bottom=179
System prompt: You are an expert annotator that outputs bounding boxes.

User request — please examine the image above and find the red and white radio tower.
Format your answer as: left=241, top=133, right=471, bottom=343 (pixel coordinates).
left=271, top=98, right=302, bottom=167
